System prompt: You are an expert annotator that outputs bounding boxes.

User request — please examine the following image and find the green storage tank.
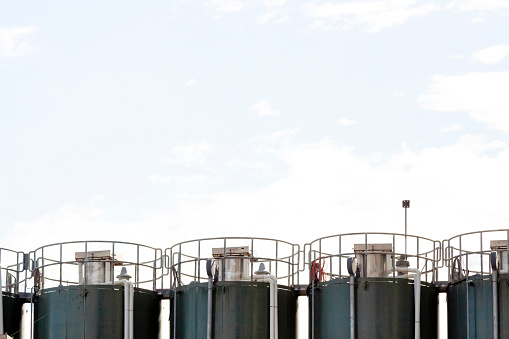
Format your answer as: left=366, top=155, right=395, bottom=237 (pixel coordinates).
left=447, top=273, right=509, bottom=338
left=170, top=281, right=297, bottom=339
left=2, top=291, right=22, bottom=339
left=309, top=277, right=438, bottom=338
left=34, top=285, right=160, bottom=339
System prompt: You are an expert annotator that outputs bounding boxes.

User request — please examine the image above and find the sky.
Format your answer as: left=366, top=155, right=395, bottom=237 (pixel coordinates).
left=1, top=0, right=509, bottom=269
left=1, top=0, right=509, bottom=337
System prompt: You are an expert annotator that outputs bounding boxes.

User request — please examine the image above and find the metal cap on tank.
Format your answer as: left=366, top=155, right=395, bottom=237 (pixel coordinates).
left=212, top=246, right=251, bottom=281
left=354, top=243, right=393, bottom=278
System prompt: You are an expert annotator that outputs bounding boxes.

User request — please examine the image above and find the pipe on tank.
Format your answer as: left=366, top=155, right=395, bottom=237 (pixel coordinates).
left=493, top=270, right=498, bottom=339
left=349, top=275, right=355, bottom=339
left=252, top=264, right=278, bottom=339
left=206, top=259, right=214, bottom=339
left=114, top=279, right=134, bottom=339
left=395, top=267, right=421, bottom=339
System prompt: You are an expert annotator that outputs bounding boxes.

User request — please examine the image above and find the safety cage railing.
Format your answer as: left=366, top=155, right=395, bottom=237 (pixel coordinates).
left=29, top=241, right=166, bottom=291
left=0, top=248, right=27, bottom=294
left=304, top=232, right=442, bottom=283
left=443, top=229, right=509, bottom=282
left=165, top=237, right=300, bottom=288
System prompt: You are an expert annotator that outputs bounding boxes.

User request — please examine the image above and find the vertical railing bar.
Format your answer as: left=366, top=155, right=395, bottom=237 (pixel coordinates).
left=111, top=242, right=116, bottom=285
left=480, top=232, right=483, bottom=275
left=194, top=244, right=198, bottom=283
left=364, top=234, right=368, bottom=278
left=392, top=235, right=396, bottom=277
left=251, top=239, right=254, bottom=282
left=276, top=240, right=279, bottom=279
left=153, top=248, right=157, bottom=291
left=84, top=242, right=88, bottom=287
left=416, top=237, right=419, bottom=273
left=339, top=235, right=342, bottom=278
left=137, top=244, right=140, bottom=288
left=42, top=247, right=45, bottom=290
left=178, top=244, right=182, bottom=285
left=222, top=239, right=226, bottom=282
left=198, top=241, right=201, bottom=283
left=59, top=243, right=63, bottom=286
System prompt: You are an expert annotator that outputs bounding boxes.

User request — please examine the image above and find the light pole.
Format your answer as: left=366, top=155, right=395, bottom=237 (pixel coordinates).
left=402, top=200, right=410, bottom=254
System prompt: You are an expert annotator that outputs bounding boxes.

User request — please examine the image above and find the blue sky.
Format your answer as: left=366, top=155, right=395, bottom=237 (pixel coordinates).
left=1, top=0, right=509, bottom=253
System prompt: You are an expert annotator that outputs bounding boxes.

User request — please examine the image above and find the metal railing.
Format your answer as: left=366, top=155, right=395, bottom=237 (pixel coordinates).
left=165, top=237, right=300, bottom=287
left=443, top=229, right=509, bottom=281
left=0, top=247, right=26, bottom=293
left=30, top=240, right=166, bottom=291
left=304, top=232, right=441, bottom=283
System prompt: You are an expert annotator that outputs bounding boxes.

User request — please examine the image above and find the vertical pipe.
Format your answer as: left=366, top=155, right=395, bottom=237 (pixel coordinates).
left=0, top=265, right=4, bottom=334
left=207, top=275, right=213, bottom=339
left=173, top=286, right=177, bottom=339
left=466, top=274, right=470, bottom=339
left=349, top=275, right=355, bottom=339
left=311, top=270, right=315, bottom=339
left=493, top=270, right=498, bottom=339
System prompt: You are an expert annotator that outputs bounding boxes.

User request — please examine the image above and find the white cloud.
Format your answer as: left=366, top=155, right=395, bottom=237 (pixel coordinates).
left=302, top=1, right=438, bottom=32
left=250, top=128, right=301, bottom=142
left=256, top=10, right=278, bottom=23
left=139, top=135, right=509, bottom=245
left=447, top=0, right=509, bottom=11
left=162, top=141, right=214, bottom=166
left=148, top=173, right=212, bottom=185
left=186, top=78, right=197, bottom=86
left=250, top=99, right=281, bottom=116
left=0, top=26, right=38, bottom=58
left=209, top=0, right=244, bottom=12
left=92, top=194, right=107, bottom=201
left=4, top=204, right=181, bottom=251
left=472, top=44, right=509, bottom=64
left=337, top=118, right=357, bottom=126
left=418, top=72, right=509, bottom=133
left=276, top=16, right=290, bottom=23
left=440, top=123, right=463, bottom=133
left=261, top=0, right=285, bottom=6
left=389, top=91, right=405, bottom=96
left=7, top=135, right=509, bottom=258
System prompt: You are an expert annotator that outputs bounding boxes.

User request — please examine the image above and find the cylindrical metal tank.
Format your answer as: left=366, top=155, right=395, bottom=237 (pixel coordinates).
left=34, top=285, right=160, bottom=339
left=167, top=237, right=300, bottom=339
left=170, top=281, right=297, bottom=338
left=31, top=241, right=163, bottom=339
left=309, top=277, right=438, bottom=338
left=2, top=291, right=22, bottom=339
left=307, top=233, right=441, bottom=339
left=444, top=230, right=509, bottom=338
